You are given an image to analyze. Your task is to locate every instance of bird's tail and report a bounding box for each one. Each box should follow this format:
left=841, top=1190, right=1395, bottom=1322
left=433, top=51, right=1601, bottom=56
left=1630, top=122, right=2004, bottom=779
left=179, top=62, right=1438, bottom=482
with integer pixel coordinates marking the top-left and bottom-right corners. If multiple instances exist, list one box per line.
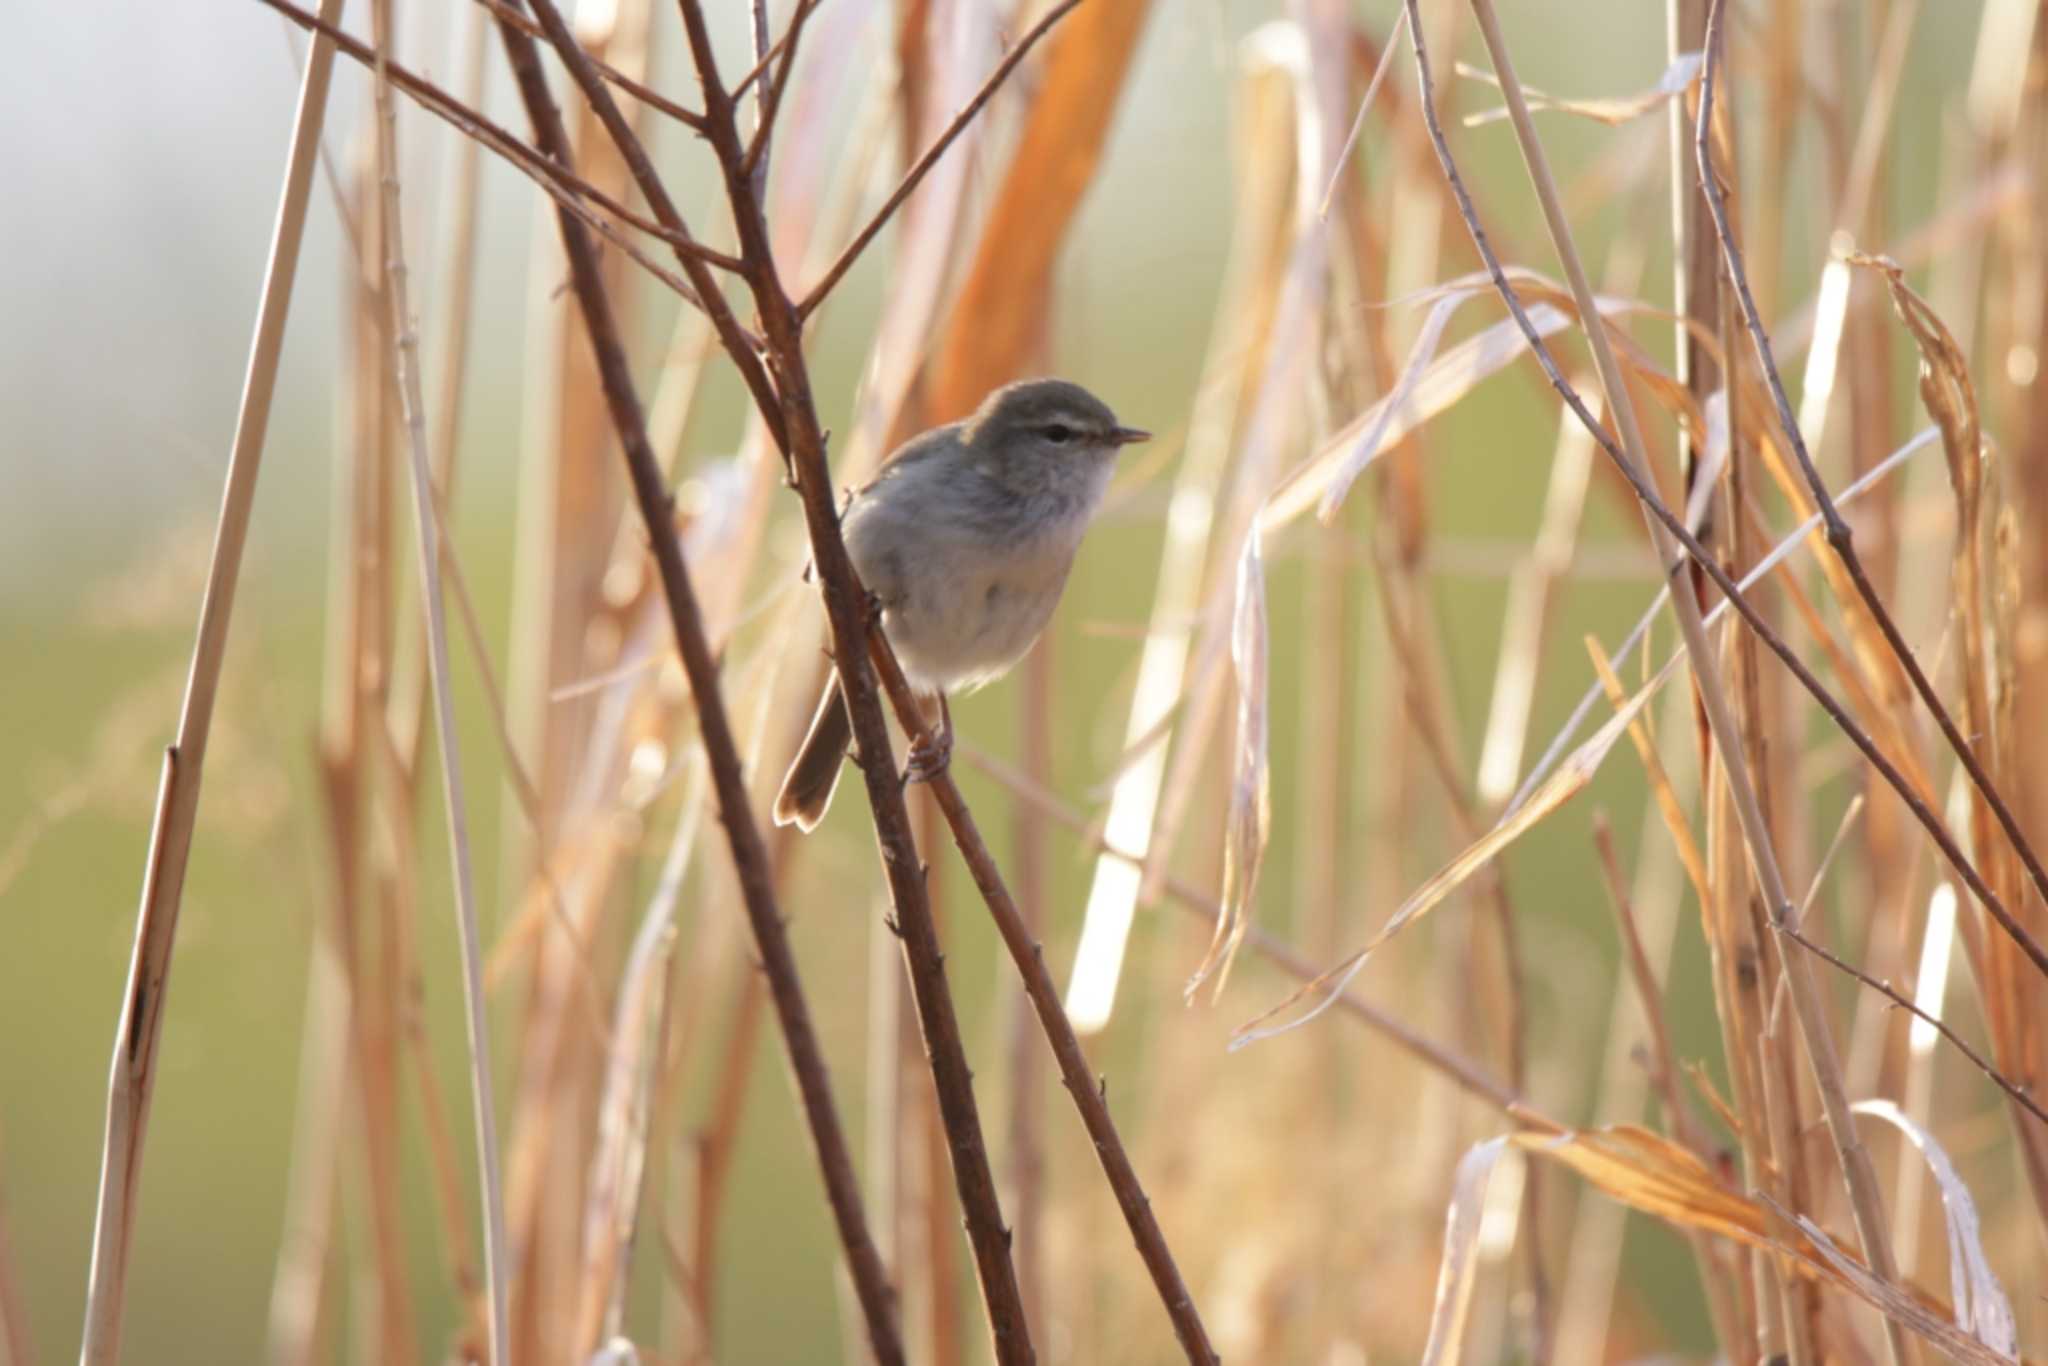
left=773, top=670, right=851, bottom=831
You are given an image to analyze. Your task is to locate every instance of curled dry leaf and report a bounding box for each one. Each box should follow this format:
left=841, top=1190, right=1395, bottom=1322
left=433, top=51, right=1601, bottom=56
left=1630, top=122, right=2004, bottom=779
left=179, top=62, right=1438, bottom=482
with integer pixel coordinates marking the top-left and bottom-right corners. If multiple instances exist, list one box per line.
left=1230, top=677, right=1653, bottom=1048
left=1852, top=1100, right=2017, bottom=1357
left=1457, top=50, right=1702, bottom=128
left=1187, top=530, right=1269, bottom=1003
left=1313, top=283, right=1488, bottom=520
left=1472, top=1124, right=2021, bottom=1365
left=1417, top=1137, right=1511, bottom=1366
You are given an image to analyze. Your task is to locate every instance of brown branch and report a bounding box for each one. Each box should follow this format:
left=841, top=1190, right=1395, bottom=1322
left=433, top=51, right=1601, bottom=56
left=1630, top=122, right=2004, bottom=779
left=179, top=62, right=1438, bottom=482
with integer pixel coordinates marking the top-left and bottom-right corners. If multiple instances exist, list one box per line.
left=730, top=0, right=808, bottom=101
left=666, top=3, right=1037, bottom=1358
left=470, top=0, right=707, bottom=131
left=866, top=631, right=1220, bottom=1364
left=517, top=0, right=791, bottom=454
left=491, top=14, right=906, bottom=1366
left=740, top=0, right=821, bottom=185
left=1695, top=0, right=2048, bottom=965
left=797, top=0, right=1083, bottom=321
left=255, top=0, right=744, bottom=293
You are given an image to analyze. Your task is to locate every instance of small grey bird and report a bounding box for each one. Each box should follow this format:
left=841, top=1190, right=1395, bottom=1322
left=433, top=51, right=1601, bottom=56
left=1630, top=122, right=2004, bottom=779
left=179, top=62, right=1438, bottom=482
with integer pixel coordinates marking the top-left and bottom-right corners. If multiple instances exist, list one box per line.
left=773, top=378, right=1150, bottom=831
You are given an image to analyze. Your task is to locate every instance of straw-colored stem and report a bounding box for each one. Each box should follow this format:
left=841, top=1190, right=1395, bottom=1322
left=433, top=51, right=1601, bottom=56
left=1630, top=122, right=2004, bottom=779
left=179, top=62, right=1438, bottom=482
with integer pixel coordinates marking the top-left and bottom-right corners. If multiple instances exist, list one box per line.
left=78, top=2, right=344, bottom=1356
left=370, top=1, right=510, bottom=1355
left=1698, top=0, right=2048, bottom=982
left=1455, top=2, right=1909, bottom=1359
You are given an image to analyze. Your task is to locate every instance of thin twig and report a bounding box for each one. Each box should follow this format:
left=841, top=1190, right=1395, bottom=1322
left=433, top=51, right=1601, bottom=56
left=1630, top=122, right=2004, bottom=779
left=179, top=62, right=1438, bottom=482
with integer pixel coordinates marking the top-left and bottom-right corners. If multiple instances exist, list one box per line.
left=961, top=742, right=1549, bottom=1128
left=797, top=0, right=1083, bottom=320
left=369, top=3, right=511, bottom=1354
left=1590, top=814, right=1710, bottom=1159
left=741, top=0, right=821, bottom=186
left=1696, top=0, right=2048, bottom=968
left=471, top=0, right=707, bottom=130
left=493, top=13, right=907, bottom=1364
left=256, top=0, right=743, bottom=301
left=519, top=0, right=791, bottom=454
left=79, top=3, right=345, bottom=1357
left=1448, top=4, right=1910, bottom=1360
left=1781, top=926, right=2048, bottom=1132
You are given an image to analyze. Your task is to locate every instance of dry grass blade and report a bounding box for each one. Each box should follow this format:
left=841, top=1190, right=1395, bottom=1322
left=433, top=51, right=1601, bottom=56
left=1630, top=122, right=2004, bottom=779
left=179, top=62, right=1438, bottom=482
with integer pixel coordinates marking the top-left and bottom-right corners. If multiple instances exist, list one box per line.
left=1851, top=1101, right=2018, bottom=1357
left=1457, top=50, right=1701, bottom=128
left=1068, top=35, right=1301, bottom=1032
left=1186, top=531, right=1268, bottom=1001
left=1312, top=284, right=1483, bottom=520
left=79, top=4, right=344, bottom=1358
left=1231, top=676, right=1652, bottom=1048
left=1520, top=1121, right=2012, bottom=1366
left=1769, top=1201, right=2021, bottom=1366
left=1418, top=1137, right=1513, bottom=1366
left=1698, top=0, right=2048, bottom=983
left=1260, top=292, right=1624, bottom=532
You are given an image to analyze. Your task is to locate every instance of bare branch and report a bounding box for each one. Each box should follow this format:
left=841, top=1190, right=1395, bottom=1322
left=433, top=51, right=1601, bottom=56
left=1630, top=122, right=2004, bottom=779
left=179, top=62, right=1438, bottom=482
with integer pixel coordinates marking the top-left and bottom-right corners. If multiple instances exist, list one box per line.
left=798, top=0, right=1084, bottom=320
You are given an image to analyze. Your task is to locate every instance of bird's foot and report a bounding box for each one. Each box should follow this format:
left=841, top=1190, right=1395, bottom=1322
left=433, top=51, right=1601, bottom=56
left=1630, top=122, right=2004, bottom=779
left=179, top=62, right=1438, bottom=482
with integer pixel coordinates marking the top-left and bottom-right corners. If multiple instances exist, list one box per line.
left=900, top=696, right=953, bottom=788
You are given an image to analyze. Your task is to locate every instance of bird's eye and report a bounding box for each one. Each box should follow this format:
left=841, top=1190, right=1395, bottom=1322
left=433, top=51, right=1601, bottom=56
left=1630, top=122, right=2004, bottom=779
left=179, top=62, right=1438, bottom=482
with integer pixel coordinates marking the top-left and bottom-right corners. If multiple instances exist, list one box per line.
left=1043, top=423, right=1075, bottom=444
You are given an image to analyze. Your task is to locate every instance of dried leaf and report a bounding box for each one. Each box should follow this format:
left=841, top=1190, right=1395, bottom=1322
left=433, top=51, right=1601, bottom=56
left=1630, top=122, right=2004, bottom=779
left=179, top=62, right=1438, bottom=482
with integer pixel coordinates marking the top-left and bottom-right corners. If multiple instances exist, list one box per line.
left=1418, top=1138, right=1512, bottom=1366
left=1314, top=284, right=1488, bottom=521
left=1779, top=1206, right=2020, bottom=1366
left=1497, top=1123, right=2019, bottom=1365
left=1260, top=302, right=1579, bottom=530
left=1188, top=529, right=1270, bottom=1002
left=1231, top=676, right=1653, bottom=1047
left=1852, top=1100, right=2017, bottom=1357
left=1458, top=51, right=1701, bottom=127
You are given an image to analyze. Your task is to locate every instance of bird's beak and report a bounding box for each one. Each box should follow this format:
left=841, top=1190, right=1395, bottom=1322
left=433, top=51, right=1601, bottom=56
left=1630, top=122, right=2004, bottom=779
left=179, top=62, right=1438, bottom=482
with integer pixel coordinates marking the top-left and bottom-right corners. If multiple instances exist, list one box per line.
left=1111, top=426, right=1152, bottom=448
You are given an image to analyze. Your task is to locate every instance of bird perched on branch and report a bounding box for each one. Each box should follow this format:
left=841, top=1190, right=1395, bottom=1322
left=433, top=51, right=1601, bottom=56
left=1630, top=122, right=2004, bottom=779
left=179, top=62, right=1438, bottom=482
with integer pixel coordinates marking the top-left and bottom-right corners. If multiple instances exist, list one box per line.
left=773, top=377, right=1149, bottom=831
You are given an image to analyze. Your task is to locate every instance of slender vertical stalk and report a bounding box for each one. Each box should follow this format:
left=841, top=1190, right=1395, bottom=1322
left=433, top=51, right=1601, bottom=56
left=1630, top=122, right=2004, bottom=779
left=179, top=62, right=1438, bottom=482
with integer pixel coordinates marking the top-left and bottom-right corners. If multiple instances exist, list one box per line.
left=370, top=0, right=509, bottom=1355
left=79, top=2, right=346, bottom=1357
left=1451, top=3, right=1912, bottom=1360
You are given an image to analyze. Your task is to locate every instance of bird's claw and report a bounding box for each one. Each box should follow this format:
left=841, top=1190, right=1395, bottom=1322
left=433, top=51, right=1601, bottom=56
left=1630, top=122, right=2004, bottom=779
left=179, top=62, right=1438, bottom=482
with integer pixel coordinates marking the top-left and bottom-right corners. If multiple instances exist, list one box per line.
left=900, top=723, right=953, bottom=789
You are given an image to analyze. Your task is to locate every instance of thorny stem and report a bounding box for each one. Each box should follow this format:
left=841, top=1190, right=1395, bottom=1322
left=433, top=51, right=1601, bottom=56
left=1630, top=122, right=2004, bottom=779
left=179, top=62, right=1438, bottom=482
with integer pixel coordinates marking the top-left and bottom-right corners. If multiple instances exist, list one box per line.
left=1452, top=3, right=1909, bottom=1362
left=667, top=2, right=1037, bottom=1358
left=1696, top=0, right=2048, bottom=964
left=492, top=13, right=908, bottom=1366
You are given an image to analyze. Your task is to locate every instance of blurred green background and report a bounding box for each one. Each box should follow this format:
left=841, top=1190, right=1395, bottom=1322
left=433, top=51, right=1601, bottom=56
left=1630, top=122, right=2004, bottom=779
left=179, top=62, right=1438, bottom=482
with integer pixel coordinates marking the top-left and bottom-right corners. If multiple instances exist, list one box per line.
left=0, top=2, right=1987, bottom=1362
